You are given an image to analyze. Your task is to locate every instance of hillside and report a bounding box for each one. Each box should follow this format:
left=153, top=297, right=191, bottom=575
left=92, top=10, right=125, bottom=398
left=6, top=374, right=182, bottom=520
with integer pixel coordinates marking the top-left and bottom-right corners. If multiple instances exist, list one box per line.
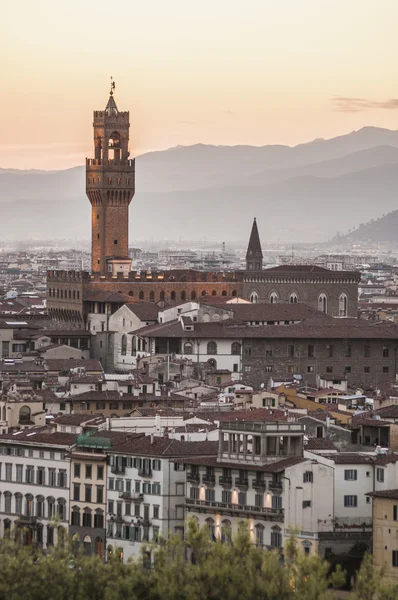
left=2, top=126, right=398, bottom=242
left=335, top=210, right=398, bottom=243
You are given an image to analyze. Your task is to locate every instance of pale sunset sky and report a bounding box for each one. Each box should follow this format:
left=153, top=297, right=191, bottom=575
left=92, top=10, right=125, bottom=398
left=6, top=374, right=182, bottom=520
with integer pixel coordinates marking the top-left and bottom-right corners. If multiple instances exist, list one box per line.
left=2, top=0, right=398, bottom=169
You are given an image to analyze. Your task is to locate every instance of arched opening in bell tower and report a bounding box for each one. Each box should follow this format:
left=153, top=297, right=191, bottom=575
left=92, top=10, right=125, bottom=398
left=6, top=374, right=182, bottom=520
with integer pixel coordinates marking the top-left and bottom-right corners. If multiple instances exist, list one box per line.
left=108, top=131, right=121, bottom=161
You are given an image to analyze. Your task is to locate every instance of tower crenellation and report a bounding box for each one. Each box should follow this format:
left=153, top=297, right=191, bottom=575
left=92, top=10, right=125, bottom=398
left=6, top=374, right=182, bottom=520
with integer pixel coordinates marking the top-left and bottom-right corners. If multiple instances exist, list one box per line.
left=86, top=84, right=135, bottom=274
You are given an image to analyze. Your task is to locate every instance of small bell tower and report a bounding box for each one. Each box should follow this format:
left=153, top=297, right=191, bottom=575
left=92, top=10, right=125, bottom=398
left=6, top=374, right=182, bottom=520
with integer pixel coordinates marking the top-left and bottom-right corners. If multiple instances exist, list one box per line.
left=86, top=79, right=135, bottom=274
left=245, top=218, right=263, bottom=271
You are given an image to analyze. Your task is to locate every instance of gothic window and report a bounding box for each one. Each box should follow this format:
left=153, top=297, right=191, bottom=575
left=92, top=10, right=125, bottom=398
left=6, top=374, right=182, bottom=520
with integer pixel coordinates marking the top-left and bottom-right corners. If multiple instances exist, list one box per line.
left=231, top=290, right=237, bottom=297
left=339, top=293, right=348, bottom=317
left=159, top=291, right=165, bottom=301
left=139, top=291, right=144, bottom=300
left=212, top=290, right=217, bottom=296
left=250, top=291, right=259, bottom=304
left=318, top=293, right=327, bottom=314
left=170, top=291, right=176, bottom=301
left=149, top=291, right=155, bottom=302
left=221, top=291, right=227, bottom=296
left=269, top=292, right=278, bottom=304
left=207, top=341, right=218, bottom=355
left=191, top=290, right=197, bottom=300
left=201, top=290, right=207, bottom=297
left=289, top=292, right=298, bottom=304
left=181, top=291, right=186, bottom=301
left=121, top=335, right=127, bottom=356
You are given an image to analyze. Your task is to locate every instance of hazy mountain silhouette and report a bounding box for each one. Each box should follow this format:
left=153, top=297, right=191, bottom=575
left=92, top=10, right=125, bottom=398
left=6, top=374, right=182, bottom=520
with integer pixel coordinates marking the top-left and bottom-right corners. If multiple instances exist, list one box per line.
left=335, top=210, right=398, bottom=243
left=2, top=127, right=398, bottom=242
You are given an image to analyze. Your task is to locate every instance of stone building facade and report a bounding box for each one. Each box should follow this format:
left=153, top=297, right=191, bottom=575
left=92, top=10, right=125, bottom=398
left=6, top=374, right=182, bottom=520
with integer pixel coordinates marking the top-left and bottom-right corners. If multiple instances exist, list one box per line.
left=46, top=94, right=360, bottom=328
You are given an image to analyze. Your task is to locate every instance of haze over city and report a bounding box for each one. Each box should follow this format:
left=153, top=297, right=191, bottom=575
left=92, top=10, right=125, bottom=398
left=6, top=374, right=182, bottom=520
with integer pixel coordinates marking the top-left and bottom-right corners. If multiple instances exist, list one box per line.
left=3, top=0, right=398, bottom=169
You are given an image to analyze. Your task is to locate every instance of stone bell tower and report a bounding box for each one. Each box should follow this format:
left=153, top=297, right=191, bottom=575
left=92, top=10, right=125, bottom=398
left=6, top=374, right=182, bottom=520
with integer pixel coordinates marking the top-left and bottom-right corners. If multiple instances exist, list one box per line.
left=86, top=81, right=135, bottom=274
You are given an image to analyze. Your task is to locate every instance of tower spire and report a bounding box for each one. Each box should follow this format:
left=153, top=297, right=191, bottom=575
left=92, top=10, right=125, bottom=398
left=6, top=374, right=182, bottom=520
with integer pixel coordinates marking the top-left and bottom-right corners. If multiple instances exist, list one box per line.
left=245, top=217, right=263, bottom=271
left=105, top=77, right=118, bottom=116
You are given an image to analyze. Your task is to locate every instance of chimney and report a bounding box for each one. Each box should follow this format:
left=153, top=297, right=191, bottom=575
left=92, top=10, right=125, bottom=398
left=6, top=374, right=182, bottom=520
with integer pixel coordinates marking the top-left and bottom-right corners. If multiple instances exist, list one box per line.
left=150, top=433, right=154, bottom=444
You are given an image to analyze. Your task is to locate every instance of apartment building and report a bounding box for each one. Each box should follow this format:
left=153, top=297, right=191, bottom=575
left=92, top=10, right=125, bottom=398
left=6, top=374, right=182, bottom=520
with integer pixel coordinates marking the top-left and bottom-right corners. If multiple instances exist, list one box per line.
left=106, top=436, right=218, bottom=561
left=368, top=490, right=398, bottom=583
left=68, top=430, right=133, bottom=558
left=0, top=428, right=76, bottom=548
left=182, top=420, right=334, bottom=555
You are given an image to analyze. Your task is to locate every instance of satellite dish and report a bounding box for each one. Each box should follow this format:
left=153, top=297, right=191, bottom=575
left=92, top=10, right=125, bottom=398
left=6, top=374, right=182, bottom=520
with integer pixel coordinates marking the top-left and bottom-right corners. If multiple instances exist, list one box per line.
left=260, top=383, right=265, bottom=389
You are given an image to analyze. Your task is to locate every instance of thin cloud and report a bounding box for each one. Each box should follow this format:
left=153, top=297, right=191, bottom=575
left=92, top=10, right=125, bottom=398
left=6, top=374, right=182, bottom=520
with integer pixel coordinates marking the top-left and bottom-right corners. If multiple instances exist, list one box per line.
left=331, top=96, right=398, bottom=112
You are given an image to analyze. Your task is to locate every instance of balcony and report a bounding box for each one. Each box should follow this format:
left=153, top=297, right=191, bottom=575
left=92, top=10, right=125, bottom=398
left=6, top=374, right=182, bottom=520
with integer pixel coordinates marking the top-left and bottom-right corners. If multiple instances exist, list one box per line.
left=138, top=468, right=152, bottom=478
left=269, top=481, right=282, bottom=491
left=252, top=479, right=266, bottom=491
left=185, top=498, right=284, bottom=521
left=187, top=472, right=200, bottom=483
left=111, top=465, right=125, bottom=475
left=119, top=491, right=143, bottom=502
left=202, top=473, right=216, bottom=484
left=17, top=515, right=37, bottom=526
left=235, top=477, right=249, bottom=488
left=219, top=476, right=233, bottom=486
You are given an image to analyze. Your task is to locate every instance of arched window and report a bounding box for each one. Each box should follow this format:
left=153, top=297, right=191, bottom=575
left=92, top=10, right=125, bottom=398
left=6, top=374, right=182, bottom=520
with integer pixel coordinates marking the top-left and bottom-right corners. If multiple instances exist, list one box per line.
left=232, top=290, right=237, bottom=297
left=4, top=491, right=12, bottom=514
left=36, top=495, right=44, bottom=518
left=121, top=335, right=127, bottom=356
left=15, top=493, right=22, bottom=515
left=201, top=290, right=207, bottom=297
left=269, top=292, right=278, bottom=304
left=139, top=291, right=144, bottom=300
left=221, top=520, right=232, bottom=543
left=231, top=342, right=241, bottom=355
left=221, top=291, right=227, bottom=297
left=203, top=313, right=210, bottom=323
left=181, top=291, right=186, bottom=301
left=183, top=342, right=193, bottom=355
left=318, top=293, right=328, bottom=314
left=131, top=336, right=136, bottom=356
left=339, top=293, right=348, bottom=317
left=19, top=405, right=31, bottom=424
left=83, top=508, right=92, bottom=528
left=170, top=291, right=176, bottom=301
left=128, top=290, right=134, bottom=297
left=149, top=291, right=155, bottom=302
left=207, top=341, right=217, bottom=355
left=159, top=291, right=165, bottom=301
left=250, top=291, right=259, bottom=304
left=25, top=493, right=34, bottom=516
left=255, top=523, right=264, bottom=547
left=205, top=518, right=216, bottom=541
left=191, top=290, right=197, bottom=300
left=211, top=290, right=217, bottom=296
left=57, top=498, right=66, bottom=521
left=289, top=292, right=298, bottom=304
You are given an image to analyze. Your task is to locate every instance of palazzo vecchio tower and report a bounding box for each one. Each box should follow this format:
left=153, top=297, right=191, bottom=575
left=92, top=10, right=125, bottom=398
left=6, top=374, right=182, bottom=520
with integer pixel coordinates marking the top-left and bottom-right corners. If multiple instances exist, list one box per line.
left=86, top=81, right=135, bottom=274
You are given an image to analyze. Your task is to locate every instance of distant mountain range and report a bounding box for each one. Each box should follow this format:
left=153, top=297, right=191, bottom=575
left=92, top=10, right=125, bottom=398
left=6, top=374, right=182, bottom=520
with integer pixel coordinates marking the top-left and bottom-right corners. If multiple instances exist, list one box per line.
left=2, top=126, right=398, bottom=243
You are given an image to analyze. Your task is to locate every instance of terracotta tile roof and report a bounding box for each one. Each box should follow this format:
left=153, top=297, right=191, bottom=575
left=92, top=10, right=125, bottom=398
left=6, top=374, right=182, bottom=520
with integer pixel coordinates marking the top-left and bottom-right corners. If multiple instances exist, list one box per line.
left=374, top=453, right=398, bottom=466
left=125, top=302, right=159, bottom=321
left=367, top=489, right=398, bottom=500
left=375, top=405, right=398, bottom=419
left=321, top=453, right=374, bottom=464
left=45, top=359, right=103, bottom=373
left=0, top=429, right=77, bottom=446
left=135, top=318, right=398, bottom=341
left=111, top=436, right=219, bottom=457
left=191, top=408, right=288, bottom=424
left=39, top=329, right=91, bottom=338
left=305, top=438, right=337, bottom=450
left=178, top=455, right=307, bottom=472
left=51, top=414, right=105, bottom=426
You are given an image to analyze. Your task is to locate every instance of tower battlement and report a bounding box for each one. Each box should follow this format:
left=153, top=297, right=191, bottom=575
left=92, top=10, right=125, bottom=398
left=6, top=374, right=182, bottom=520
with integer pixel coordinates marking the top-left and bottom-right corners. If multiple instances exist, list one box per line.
left=93, top=110, right=129, bottom=121
left=87, top=89, right=135, bottom=274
